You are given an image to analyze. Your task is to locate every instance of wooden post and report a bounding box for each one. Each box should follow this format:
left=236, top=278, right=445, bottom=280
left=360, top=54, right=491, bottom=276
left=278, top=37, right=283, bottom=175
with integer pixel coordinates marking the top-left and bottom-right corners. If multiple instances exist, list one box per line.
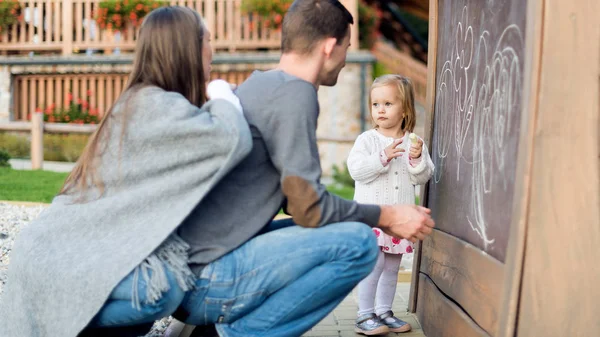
left=340, top=0, right=359, bottom=50
left=62, top=0, right=73, bottom=55
left=205, top=0, right=216, bottom=53
left=31, top=111, right=44, bottom=170
left=408, top=0, right=438, bottom=314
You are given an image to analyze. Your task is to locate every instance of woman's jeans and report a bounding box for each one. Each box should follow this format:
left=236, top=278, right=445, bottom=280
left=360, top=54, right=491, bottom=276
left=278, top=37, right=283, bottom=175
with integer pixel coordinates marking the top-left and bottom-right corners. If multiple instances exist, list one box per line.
left=89, top=220, right=379, bottom=337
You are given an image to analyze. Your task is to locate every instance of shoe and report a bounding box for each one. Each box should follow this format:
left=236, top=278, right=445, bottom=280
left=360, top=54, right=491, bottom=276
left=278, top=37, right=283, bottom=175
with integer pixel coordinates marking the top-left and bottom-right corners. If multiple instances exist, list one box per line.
left=355, top=313, right=390, bottom=335
left=378, top=310, right=412, bottom=333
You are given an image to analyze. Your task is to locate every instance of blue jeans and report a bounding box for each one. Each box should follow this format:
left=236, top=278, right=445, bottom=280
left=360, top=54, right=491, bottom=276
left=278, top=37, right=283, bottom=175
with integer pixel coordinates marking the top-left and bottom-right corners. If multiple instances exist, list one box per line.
left=88, top=263, right=186, bottom=327
left=89, top=220, right=379, bottom=337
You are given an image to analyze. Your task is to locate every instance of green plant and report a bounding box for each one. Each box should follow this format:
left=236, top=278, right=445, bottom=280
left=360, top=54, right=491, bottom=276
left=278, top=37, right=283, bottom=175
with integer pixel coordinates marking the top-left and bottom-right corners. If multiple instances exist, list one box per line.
left=38, top=91, right=100, bottom=125
left=43, top=134, right=89, bottom=162
left=96, top=0, right=163, bottom=30
left=358, top=0, right=381, bottom=49
left=0, top=132, right=29, bottom=158
left=0, top=149, right=10, bottom=168
left=0, top=0, right=22, bottom=32
left=373, top=61, right=392, bottom=80
left=332, top=163, right=355, bottom=189
left=0, top=132, right=89, bottom=162
left=326, top=184, right=355, bottom=200
left=241, top=0, right=292, bottom=30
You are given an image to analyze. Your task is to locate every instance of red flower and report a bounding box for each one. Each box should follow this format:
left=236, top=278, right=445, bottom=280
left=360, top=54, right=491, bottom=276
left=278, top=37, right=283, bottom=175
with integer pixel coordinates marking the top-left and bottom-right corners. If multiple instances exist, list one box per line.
left=384, top=246, right=390, bottom=251
left=274, top=14, right=282, bottom=24
left=373, top=229, right=380, bottom=237
left=406, top=246, right=413, bottom=253
left=392, top=237, right=400, bottom=245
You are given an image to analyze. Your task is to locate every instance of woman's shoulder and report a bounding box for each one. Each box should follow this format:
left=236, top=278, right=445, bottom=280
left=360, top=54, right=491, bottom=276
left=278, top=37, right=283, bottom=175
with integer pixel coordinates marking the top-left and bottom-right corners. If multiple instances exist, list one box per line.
left=114, top=85, right=198, bottom=120
left=126, top=86, right=189, bottom=106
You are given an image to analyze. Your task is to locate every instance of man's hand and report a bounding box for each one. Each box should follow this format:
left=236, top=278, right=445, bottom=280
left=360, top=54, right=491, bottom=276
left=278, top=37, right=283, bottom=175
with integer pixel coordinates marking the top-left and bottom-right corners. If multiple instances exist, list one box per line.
left=378, top=204, right=435, bottom=242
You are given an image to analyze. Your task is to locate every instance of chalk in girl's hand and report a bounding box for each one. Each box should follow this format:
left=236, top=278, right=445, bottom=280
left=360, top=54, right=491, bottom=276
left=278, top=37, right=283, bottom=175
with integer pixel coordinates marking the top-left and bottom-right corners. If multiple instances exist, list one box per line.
left=409, top=133, right=418, bottom=144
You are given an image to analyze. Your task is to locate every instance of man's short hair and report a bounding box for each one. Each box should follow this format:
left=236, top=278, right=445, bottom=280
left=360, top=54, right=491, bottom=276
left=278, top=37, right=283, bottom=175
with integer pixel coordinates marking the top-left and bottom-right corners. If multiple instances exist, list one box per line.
left=281, top=0, right=354, bottom=54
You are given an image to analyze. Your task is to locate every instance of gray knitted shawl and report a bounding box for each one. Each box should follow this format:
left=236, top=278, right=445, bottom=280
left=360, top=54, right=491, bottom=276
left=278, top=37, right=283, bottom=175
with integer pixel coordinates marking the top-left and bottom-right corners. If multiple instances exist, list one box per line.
left=0, top=86, right=252, bottom=337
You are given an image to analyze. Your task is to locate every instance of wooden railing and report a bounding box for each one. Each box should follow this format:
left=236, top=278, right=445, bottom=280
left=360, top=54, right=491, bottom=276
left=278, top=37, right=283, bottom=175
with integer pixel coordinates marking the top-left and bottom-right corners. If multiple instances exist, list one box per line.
left=371, top=41, right=428, bottom=106
left=0, top=0, right=358, bottom=54
left=12, top=69, right=255, bottom=121
left=0, top=115, right=96, bottom=169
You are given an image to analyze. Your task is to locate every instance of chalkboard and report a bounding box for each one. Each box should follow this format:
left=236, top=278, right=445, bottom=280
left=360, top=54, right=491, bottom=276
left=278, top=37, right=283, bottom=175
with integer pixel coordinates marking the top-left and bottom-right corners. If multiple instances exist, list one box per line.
left=427, top=0, right=526, bottom=262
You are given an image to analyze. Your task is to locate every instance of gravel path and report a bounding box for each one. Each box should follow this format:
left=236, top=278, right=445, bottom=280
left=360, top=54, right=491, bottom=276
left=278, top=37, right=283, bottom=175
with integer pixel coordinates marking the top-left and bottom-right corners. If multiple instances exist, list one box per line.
left=0, top=202, right=172, bottom=337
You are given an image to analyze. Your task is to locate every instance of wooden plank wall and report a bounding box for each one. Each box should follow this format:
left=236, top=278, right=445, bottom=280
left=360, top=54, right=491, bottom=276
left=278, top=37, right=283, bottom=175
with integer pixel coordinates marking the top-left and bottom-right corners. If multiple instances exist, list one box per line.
left=420, top=230, right=503, bottom=335
left=418, top=1, right=600, bottom=337
left=510, top=0, right=600, bottom=336
left=417, top=274, right=490, bottom=337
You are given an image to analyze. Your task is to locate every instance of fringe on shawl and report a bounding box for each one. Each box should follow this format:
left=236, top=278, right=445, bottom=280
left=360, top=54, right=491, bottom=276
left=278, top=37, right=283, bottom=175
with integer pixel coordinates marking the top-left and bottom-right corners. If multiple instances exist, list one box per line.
left=131, top=233, right=196, bottom=310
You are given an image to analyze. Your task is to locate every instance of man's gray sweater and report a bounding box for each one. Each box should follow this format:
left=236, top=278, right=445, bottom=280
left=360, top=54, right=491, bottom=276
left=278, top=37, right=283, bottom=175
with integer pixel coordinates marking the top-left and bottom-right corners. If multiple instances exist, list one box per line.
left=178, top=70, right=381, bottom=272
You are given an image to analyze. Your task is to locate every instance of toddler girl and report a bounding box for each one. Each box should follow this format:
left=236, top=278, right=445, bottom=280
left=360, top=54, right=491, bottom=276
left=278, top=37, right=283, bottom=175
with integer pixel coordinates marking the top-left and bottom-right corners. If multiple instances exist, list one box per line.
left=347, top=74, right=434, bottom=335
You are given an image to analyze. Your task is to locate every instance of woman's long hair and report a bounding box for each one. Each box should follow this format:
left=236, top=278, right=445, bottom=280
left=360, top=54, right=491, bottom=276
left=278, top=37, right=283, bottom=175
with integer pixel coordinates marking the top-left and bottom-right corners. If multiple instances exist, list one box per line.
left=60, top=6, right=208, bottom=196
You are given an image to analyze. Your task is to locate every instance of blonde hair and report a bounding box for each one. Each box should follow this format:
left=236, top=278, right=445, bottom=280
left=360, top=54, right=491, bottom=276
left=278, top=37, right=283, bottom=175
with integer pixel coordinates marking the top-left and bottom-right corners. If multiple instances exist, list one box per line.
left=370, top=74, right=416, bottom=132
left=60, top=6, right=209, bottom=197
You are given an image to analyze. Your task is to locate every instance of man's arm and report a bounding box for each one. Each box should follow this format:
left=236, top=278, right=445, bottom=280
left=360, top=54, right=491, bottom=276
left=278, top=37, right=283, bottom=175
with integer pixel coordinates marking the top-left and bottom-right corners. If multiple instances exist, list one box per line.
left=261, top=80, right=381, bottom=228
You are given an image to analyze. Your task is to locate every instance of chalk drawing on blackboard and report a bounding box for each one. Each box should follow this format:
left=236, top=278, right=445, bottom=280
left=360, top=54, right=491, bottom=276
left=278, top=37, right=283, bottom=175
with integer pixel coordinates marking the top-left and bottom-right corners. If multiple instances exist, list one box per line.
left=433, top=6, right=523, bottom=249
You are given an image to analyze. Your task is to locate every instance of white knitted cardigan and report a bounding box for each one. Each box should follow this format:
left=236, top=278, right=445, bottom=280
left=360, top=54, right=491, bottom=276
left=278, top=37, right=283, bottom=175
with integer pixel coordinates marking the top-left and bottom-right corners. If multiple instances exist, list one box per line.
left=347, top=129, right=434, bottom=207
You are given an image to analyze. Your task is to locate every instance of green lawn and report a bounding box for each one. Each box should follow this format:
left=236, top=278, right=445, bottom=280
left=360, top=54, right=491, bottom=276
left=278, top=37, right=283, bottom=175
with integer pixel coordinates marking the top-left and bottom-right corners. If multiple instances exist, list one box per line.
left=0, top=168, right=68, bottom=203
left=0, top=168, right=357, bottom=204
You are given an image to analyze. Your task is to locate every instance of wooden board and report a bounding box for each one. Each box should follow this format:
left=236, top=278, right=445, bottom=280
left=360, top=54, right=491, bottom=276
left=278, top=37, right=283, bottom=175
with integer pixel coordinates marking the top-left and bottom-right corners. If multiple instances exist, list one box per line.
left=427, top=0, right=528, bottom=262
left=514, top=0, right=600, bottom=336
left=495, top=0, right=544, bottom=335
left=409, top=0, right=440, bottom=313
left=416, top=273, right=490, bottom=337
left=420, top=230, right=503, bottom=336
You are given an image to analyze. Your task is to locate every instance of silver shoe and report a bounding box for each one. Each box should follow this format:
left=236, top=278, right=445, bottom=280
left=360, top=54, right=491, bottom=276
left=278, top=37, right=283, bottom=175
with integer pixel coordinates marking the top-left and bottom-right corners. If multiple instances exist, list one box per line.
left=355, top=313, right=390, bottom=336
left=378, top=310, right=412, bottom=333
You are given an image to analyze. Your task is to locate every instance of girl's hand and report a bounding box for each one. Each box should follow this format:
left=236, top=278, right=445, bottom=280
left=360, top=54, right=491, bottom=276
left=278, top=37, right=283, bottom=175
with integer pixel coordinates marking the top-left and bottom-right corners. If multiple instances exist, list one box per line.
left=409, top=138, right=423, bottom=159
left=384, top=138, right=405, bottom=162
